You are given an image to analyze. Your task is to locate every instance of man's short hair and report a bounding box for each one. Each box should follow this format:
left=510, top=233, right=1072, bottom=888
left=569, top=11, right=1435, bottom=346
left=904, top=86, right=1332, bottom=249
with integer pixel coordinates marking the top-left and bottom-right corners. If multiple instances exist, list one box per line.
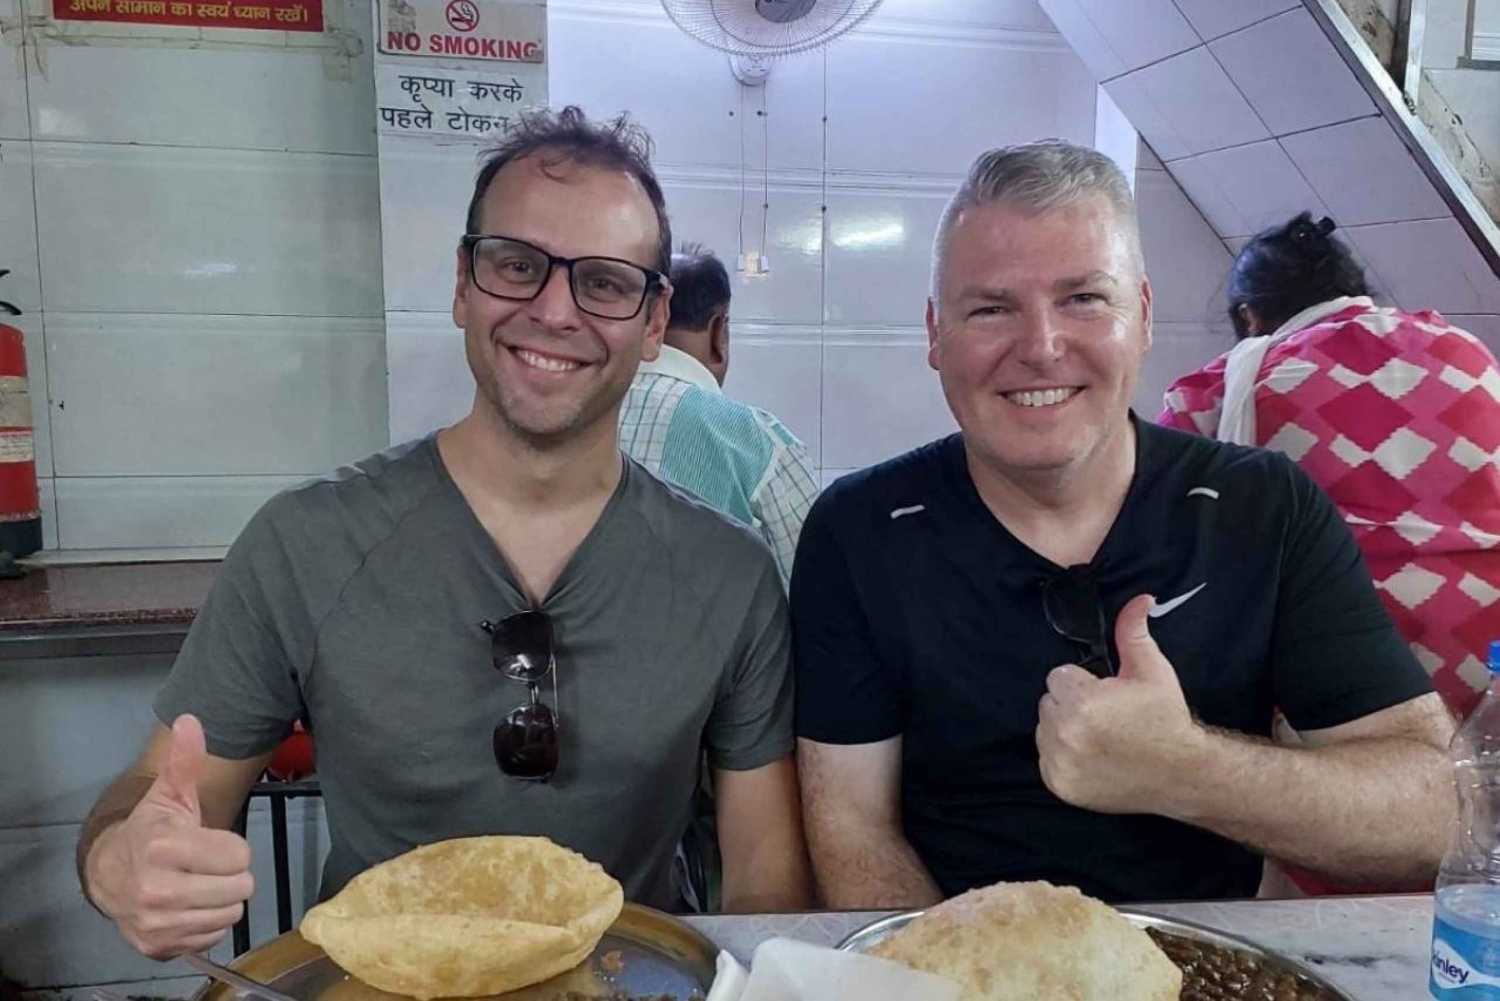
left=666, top=244, right=731, bottom=331
left=464, top=105, right=672, bottom=274
left=930, top=139, right=1142, bottom=298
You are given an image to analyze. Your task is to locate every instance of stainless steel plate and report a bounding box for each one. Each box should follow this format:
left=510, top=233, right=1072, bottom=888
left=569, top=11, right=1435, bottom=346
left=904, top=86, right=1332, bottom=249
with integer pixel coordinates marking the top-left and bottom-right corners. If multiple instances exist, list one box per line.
left=838, top=906, right=1357, bottom=1000
left=195, top=904, right=716, bottom=1001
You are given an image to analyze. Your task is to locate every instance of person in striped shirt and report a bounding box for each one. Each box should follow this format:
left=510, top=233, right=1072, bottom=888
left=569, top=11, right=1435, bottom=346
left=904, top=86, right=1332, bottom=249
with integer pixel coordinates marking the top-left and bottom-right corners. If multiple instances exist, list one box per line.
left=619, top=245, right=817, bottom=588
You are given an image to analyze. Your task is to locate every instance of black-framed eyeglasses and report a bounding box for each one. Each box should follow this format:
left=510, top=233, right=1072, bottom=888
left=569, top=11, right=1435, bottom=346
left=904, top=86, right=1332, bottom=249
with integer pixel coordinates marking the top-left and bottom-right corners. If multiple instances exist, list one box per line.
left=461, top=234, right=670, bottom=321
left=480, top=609, right=559, bottom=781
left=1042, top=565, right=1115, bottom=678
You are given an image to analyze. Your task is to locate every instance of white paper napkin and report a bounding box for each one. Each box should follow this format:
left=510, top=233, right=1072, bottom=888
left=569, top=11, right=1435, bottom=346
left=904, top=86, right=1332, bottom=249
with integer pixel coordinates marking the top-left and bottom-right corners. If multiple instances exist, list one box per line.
left=704, top=938, right=961, bottom=1001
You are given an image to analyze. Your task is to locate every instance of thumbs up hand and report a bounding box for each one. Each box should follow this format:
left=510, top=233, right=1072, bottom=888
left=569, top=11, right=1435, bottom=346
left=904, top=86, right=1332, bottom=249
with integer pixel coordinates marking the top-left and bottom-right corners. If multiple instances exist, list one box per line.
left=1035, top=595, right=1205, bottom=815
left=86, top=715, right=256, bottom=959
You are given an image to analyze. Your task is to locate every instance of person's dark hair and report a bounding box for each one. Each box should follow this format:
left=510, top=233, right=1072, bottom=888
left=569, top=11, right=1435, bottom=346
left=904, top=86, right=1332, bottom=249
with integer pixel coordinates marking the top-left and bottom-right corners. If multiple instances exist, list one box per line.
left=463, top=105, right=672, bottom=274
left=1228, top=212, right=1369, bottom=338
left=666, top=243, right=731, bottom=330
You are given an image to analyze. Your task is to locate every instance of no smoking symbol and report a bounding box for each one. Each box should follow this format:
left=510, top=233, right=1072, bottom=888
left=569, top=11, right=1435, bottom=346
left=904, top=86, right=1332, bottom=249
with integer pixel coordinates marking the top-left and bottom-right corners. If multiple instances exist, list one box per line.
left=445, top=0, right=478, bottom=32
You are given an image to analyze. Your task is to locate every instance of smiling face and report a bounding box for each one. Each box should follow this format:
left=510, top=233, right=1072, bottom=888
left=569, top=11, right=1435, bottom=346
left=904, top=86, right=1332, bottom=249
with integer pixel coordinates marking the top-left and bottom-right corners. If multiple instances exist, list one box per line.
left=927, top=192, right=1152, bottom=482
left=452, top=151, right=669, bottom=447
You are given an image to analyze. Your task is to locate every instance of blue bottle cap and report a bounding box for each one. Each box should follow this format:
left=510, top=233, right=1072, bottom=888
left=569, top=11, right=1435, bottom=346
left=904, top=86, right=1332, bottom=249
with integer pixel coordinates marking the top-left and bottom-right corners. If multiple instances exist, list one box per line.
left=1491, top=640, right=1500, bottom=673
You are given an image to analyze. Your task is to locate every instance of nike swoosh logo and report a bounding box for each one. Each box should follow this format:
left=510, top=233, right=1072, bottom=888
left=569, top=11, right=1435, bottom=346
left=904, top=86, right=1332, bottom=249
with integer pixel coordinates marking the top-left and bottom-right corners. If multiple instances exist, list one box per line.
left=1149, top=583, right=1207, bottom=618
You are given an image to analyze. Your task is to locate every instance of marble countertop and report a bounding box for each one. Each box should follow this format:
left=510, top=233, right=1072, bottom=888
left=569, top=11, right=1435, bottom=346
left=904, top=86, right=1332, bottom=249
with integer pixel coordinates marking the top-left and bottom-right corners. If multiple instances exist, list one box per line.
left=685, top=894, right=1434, bottom=1001
left=0, top=560, right=216, bottom=632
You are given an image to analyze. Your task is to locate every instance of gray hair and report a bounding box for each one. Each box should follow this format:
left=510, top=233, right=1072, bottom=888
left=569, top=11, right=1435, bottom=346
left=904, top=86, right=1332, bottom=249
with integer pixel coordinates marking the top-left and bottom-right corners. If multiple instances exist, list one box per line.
left=930, top=139, right=1142, bottom=299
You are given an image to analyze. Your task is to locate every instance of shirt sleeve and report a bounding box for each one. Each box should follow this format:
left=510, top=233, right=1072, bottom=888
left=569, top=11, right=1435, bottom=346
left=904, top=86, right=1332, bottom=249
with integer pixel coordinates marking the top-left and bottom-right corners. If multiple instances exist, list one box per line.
left=791, top=487, right=904, bottom=745
left=705, top=555, right=796, bottom=771
left=1159, top=356, right=1229, bottom=437
left=1269, top=459, right=1435, bottom=731
left=153, top=497, right=315, bottom=760
left=750, top=413, right=819, bottom=591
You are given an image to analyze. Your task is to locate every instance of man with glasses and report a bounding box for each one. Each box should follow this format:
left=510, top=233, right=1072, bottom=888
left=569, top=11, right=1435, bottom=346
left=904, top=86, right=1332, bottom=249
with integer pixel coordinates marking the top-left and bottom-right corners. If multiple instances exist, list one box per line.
left=76, top=106, right=812, bottom=962
left=792, top=139, right=1456, bottom=909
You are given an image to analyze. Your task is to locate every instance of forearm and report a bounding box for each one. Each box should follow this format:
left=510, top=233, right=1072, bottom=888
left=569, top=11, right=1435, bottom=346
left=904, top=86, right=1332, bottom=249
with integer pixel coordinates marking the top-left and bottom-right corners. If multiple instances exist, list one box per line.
left=1160, top=728, right=1453, bottom=884
left=721, top=833, right=814, bottom=913
left=807, top=822, right=943, bottom=910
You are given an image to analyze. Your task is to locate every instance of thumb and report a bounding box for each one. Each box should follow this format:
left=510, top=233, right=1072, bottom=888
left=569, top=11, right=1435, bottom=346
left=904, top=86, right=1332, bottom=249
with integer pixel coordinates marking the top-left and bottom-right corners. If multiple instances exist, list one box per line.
left=1114, top=595, right=1177, bottom=684
left=146, top=714, right=207, bottom=823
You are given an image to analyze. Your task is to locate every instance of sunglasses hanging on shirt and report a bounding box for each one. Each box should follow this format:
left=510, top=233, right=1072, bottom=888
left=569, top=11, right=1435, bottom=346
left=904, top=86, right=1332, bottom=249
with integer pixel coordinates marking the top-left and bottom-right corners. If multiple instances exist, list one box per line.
left=481, top=609, right=560, bottom=781
left=1041, top=565, right=1115, bottom=678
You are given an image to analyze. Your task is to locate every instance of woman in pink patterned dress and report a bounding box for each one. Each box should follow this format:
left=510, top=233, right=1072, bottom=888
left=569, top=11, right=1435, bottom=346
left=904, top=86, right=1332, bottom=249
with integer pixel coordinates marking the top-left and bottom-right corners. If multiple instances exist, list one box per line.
left=1160, top=212, right=1500, bottom=720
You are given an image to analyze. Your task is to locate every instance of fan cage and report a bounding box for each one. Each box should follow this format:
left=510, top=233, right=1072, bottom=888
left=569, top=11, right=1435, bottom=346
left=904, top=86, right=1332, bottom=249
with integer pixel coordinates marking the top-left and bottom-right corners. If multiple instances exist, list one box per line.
left=660, top=0, right=885, bottom=57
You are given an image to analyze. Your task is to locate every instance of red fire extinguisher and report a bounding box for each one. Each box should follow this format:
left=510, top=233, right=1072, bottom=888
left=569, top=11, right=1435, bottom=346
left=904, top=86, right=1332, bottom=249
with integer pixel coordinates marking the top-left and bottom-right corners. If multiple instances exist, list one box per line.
left=0, top=270, right=41, bottom=558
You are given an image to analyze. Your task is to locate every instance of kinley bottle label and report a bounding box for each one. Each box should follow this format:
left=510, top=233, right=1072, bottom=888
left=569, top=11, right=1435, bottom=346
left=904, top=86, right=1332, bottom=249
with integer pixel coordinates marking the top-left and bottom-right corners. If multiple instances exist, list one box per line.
left=1433, top=918, right=1500, bottom=998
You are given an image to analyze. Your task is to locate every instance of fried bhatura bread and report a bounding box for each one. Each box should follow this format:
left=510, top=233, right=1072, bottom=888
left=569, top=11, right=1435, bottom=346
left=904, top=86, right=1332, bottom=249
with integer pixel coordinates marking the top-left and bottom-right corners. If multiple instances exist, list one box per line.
left=870, top=881, right=1182, bottom=1001
left=301, top=836, right=624, bottom=999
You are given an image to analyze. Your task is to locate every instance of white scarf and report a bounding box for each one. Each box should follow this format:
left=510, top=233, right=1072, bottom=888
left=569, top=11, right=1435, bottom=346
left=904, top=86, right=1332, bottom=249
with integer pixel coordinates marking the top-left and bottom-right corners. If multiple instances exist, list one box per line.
left=1216, top=296, right=1375, bottom=445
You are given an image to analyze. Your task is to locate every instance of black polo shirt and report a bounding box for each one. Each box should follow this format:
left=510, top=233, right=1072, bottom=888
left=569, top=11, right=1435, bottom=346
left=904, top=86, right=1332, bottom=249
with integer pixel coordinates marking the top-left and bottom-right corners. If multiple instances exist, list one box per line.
left=791, top=418, right=1432, bottom=903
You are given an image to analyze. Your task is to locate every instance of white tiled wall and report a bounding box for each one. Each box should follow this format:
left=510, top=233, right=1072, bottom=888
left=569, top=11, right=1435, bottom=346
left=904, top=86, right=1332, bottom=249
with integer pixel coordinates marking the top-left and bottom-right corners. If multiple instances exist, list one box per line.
left=657, top=170, right=826, bottom=326
left=822, top=183, right=954, bottom=328
left=385, top=309, right=474, bottom=445
left=1133, top=141, right=1237, bottom=414
left=1170, top=0, right=1298, bottom=43
left=1104, top=46, right=1270, bottom=161
left=1168, top=139, right=1333, bottom=239
left=1134, top=165, right=1233, bottom=325
left=1343, top=217, right=1500, bottom=314
left=35, top=144, right=384, bottom=315
left=1, top=0, right=386, bottom=555
left=1206, top=9, right=1375, bottom=136
left=821, top=334, right=954, bottom=470
left=824, top=34, right=1095, bottom=175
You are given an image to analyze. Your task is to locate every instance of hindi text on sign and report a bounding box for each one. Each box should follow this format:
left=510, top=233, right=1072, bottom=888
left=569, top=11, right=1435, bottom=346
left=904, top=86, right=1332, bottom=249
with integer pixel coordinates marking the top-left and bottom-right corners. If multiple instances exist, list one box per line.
left=55, top=0, right=323, bottom=29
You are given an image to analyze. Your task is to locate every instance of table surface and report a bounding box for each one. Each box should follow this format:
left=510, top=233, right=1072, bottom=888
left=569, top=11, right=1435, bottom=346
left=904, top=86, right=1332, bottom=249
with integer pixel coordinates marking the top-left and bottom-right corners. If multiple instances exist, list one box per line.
left=684, top=894, right=1435, bottom=1001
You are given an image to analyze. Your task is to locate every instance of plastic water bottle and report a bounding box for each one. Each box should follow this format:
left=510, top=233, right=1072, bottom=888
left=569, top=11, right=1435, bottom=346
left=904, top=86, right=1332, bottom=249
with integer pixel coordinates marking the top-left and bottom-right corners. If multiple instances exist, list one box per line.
left=1432, top=641, right=1500, bottom=998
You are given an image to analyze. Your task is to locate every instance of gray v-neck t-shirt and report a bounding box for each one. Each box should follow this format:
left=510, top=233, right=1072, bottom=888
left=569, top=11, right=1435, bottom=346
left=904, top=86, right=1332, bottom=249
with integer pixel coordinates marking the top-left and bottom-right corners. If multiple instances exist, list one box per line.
left=153, top=437, right=793, bottom=909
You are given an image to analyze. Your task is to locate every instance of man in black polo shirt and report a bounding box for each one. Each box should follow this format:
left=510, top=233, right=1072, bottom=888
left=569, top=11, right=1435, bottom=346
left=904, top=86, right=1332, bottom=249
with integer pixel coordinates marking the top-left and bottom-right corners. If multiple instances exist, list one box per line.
left=792, top=139, right=1457, bottom=907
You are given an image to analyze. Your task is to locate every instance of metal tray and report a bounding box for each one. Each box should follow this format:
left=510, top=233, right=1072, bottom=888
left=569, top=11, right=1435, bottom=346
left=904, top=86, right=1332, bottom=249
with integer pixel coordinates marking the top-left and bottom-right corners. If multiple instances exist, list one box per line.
left=838, top=906, right=1357, bottom=1000
left=194, top=904, right=717, bottom=1001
